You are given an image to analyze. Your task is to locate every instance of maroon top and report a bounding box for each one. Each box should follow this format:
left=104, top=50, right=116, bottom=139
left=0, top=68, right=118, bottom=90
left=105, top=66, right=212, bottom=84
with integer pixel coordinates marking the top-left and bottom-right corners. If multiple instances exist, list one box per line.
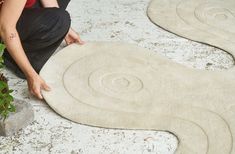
left=25, top=0, right=36, bottom=8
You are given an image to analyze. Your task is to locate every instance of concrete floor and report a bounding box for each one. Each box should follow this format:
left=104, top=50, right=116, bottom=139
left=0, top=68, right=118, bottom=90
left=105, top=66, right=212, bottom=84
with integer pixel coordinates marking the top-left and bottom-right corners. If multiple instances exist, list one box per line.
left=0, top=0, right=234, bottom=153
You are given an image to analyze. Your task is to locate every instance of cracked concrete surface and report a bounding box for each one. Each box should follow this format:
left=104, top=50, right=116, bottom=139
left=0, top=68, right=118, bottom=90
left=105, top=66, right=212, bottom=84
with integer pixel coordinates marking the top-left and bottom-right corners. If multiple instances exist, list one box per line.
left=0, top=0, right=234, bottom=153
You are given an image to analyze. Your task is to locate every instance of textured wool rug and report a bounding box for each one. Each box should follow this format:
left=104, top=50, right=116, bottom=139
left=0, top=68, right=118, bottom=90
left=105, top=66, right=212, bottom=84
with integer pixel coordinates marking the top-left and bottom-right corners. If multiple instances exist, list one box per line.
left=40, top=42, right=235, bottom=154
left=147, top=0, right=235, bottom=56
left=147, top=1, right=235, bottom=152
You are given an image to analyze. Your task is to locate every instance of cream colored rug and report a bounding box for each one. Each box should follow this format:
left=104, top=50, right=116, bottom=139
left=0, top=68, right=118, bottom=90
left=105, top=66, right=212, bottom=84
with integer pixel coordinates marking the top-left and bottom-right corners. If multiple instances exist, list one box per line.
left=147, top=0, right=235, bottom=56
left=40, top=42, right=235, bottom=154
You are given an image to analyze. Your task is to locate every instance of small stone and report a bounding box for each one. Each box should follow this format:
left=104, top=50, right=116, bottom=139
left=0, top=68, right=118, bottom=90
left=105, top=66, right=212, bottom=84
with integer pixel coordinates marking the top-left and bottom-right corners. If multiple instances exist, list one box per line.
left=206, top=63, right=213, bottom=66
left=0, top=98, right=34, bottom=136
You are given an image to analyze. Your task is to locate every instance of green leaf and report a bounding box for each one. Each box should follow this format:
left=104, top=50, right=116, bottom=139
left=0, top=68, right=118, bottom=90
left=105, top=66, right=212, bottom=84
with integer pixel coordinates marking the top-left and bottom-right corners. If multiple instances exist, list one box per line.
left=0, top=43, right=5, bottom=69
left=0, top=64, right=4, bottom=69
left=0, top=55, right=16, bottom=120
left=0, top=81, right=8, bottom=91
left=8, top=89, right=14, bottom=93
left=0, top=56, right=3, bottom=63
left=8, top=104, right=16, bottom=112
left=0, top=43, right=6, bottom=55
left=0, top=99, right=4, bottom=105
left=6, top=95, right=14, bottom=102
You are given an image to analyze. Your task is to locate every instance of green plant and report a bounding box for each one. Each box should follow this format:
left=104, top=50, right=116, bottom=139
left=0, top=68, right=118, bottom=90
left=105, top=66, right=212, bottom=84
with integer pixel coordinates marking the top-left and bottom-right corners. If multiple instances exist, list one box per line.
left=0, top=42, right=15, bottom=121
left=0, top=43, right=5, bottom=68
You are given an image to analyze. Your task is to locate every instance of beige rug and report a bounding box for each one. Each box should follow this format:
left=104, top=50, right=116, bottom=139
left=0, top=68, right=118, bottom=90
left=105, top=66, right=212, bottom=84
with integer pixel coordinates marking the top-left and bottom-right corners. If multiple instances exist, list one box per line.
left=40, top=42, right=235, bottom=154
left=147, top=0, right=235, bottom=56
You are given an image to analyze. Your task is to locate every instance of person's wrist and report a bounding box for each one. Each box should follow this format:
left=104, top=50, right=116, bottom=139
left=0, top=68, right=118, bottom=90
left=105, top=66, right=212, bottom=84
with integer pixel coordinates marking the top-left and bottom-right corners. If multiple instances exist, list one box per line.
left=24, top=69, right=38, bottom=79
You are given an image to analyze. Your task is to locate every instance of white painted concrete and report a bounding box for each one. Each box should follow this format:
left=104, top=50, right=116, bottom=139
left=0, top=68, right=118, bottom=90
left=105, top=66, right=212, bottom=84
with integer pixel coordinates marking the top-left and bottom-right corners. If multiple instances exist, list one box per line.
left=0, top=0, right=233, bottom=153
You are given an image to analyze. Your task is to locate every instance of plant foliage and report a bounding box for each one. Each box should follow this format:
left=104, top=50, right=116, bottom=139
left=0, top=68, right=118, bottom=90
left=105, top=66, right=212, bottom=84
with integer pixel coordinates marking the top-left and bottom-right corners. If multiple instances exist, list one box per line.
left=0, top=42, right=15, bottom=121
left=0, top=43, right=5, bottom=69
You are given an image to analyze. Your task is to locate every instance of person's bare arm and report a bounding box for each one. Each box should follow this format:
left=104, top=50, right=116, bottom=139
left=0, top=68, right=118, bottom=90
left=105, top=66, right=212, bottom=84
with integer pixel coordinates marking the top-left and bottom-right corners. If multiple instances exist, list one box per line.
left=0, top=0, right=35, bottom=77
left=0, top=0, right=50, bottom=99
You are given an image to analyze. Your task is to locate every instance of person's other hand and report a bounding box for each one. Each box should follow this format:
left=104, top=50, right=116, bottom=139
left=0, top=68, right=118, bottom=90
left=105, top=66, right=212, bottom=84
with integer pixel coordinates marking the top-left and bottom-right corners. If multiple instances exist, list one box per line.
left=65, top=28, right=85, bottom=45
left=26, top=73, right=51, bottom=99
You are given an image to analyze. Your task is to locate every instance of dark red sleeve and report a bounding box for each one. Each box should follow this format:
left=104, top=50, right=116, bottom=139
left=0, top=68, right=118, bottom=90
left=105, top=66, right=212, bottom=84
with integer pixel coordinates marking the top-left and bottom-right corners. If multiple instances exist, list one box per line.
left=25, top=0, right=36, bottom=8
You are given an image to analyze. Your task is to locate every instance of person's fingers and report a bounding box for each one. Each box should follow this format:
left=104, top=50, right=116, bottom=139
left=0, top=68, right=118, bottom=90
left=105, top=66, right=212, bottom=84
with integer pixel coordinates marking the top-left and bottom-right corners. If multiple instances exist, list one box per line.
left=31, top=86, right=43, bottom=99
left=69, top=30, right=83, bottom=44
left=65, top=36, right=75, bottom=45
left=65, top=36, right=71, bottom=45
left=79, top=40, right=85, bottom=45
left=77, top=38, right=85, bottom=45
left=35, top=90, right=43, bottom=99
left=42, top=82, right=51, bottom=91
left=75, top=36, right=85, bottom=45
left=67, top=30, right=85, bottom=45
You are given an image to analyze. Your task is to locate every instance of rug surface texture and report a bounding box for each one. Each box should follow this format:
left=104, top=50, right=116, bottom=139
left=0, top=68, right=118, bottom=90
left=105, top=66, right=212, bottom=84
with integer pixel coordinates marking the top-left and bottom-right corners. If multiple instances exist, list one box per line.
left=147, top=0, right=235, bottom=56
left=40, top=42, right=235, bottom=154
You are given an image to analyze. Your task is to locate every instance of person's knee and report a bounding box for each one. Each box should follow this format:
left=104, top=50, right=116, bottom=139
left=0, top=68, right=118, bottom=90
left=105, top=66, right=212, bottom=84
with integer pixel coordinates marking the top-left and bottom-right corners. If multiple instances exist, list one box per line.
left=53, top=8, right=71, bottom=34
left=39, top=8, right=71, bottom=42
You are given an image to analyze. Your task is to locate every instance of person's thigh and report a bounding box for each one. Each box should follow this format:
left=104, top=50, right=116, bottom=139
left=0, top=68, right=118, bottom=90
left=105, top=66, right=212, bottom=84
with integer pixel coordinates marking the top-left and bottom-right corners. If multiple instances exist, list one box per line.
left=17, top=7, right=71, bottom=51
left=19, top=7, right=71, bottom=69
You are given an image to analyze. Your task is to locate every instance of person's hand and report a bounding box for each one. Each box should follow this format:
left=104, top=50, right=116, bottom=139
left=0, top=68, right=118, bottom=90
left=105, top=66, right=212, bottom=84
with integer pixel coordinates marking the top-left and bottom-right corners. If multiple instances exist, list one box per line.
left=65, top=28, right=85, bottom=45
left=26, top=72, right=51, bottom=99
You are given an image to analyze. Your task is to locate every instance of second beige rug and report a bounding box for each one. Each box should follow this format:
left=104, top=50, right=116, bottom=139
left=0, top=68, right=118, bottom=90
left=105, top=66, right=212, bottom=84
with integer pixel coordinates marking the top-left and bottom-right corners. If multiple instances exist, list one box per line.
left=147, top=0, right=235, bottom=56
left=40, top=42, right=235, bottom=154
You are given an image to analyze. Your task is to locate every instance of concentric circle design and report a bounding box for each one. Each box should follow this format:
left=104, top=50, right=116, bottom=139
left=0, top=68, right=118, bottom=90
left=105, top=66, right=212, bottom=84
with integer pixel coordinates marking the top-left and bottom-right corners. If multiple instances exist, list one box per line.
left=62, top=52, right=154, bottom=112
left=99, top=72, right=143, bottom=93
left=40, top=43, right=235, bottom=154
left=148, top=0, right=235, bottom=56
left=176, top=1, right=235, bottom=41
left=89, top=68, right=144, bottom=95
